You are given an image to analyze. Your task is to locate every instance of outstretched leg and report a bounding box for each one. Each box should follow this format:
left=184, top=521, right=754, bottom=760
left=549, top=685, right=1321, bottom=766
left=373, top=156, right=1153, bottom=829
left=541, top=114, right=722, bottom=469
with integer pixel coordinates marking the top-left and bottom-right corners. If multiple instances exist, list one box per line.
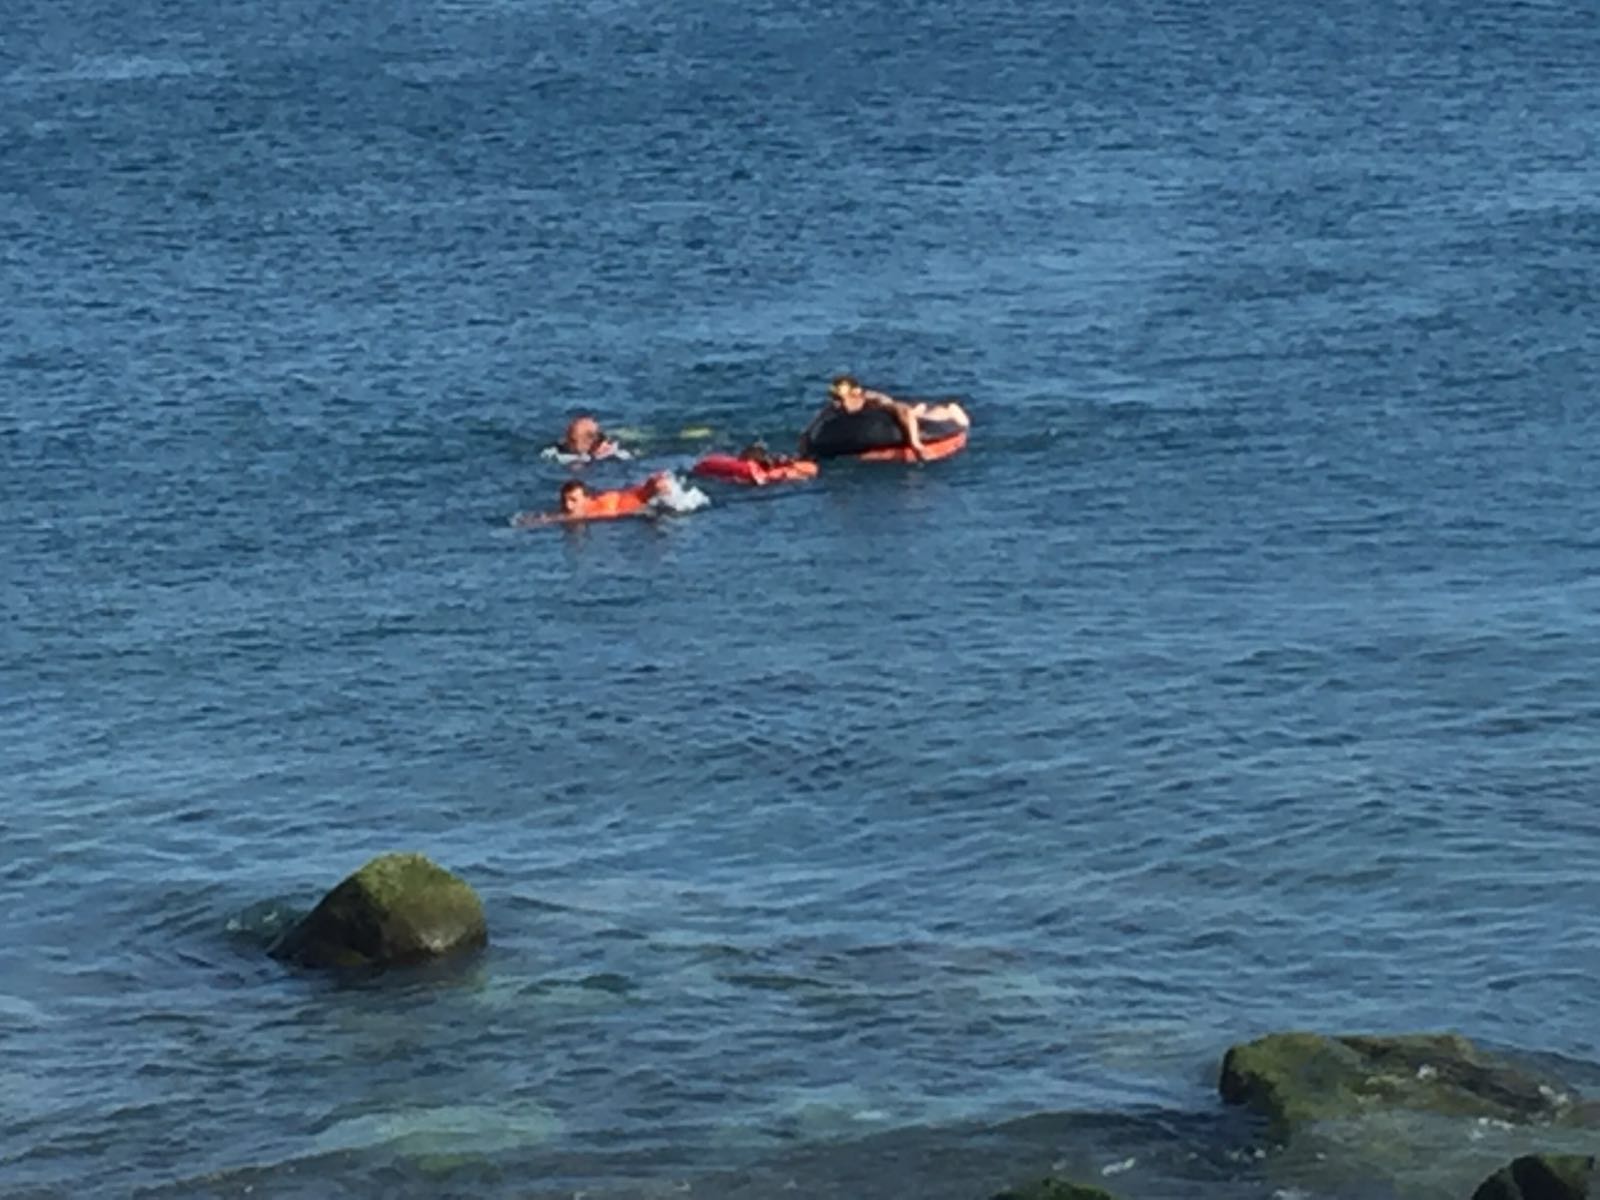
left=914, top=401, right=970, bottom=429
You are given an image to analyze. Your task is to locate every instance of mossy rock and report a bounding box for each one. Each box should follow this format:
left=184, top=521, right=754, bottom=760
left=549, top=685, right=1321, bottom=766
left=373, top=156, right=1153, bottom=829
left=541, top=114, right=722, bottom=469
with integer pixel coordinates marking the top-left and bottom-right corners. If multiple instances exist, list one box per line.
left=1219, top=1032, right=1575, bottom=1137
left=1471, top=1154, right=1595, bottom=1200
left=270, top=853, right=487, bottom=969
left=990, top=1179, right=1118, bottom=1200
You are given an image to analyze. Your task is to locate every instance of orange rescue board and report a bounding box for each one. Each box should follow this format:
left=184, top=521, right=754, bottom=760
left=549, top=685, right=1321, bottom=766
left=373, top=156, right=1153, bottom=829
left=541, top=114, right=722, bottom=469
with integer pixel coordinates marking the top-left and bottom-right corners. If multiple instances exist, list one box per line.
left=854, top=429, right=968, bottom=463
left=691, top=455, right=820, bottom=485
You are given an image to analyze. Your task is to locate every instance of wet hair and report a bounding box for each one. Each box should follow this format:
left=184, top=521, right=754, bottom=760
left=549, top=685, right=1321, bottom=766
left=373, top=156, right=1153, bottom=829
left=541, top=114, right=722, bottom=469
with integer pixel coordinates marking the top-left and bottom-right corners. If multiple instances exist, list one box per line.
left=564, top=415, right=601, bottom=447
left=560, top=480, right=586, bottom=500
left=831, top=374, right=858, bottom=392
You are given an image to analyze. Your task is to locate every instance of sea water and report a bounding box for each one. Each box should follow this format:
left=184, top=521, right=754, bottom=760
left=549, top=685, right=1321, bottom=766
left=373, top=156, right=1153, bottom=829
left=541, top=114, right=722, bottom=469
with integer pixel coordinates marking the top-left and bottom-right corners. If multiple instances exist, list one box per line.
left=4, top=0, right=1600, bottom=1195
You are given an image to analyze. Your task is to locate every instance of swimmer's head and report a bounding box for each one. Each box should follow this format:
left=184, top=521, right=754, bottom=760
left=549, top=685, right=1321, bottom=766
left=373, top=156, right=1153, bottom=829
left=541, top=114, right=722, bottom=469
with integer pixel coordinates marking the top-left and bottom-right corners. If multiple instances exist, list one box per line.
left=559, top=480, right=587, bottom=515
left=738, top=441, right=770, bottom=464
left=563, top=415, right=604, bottom=454
left=830, top=375, right=864, bottom=411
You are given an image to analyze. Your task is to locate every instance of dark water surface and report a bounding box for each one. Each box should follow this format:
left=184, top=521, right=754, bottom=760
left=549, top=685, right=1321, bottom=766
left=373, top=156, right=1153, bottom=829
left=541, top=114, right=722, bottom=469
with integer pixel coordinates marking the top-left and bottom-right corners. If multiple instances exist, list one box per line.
left=5, top=0, right=1600, bottom=1195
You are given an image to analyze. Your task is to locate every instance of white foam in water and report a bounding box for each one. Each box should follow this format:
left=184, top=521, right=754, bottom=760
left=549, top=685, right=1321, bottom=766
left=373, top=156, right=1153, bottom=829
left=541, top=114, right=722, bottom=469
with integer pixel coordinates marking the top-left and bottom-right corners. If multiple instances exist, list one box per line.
left=651, top=475, right=710, bottom=515
left=538, top=445, right=636, bottom=463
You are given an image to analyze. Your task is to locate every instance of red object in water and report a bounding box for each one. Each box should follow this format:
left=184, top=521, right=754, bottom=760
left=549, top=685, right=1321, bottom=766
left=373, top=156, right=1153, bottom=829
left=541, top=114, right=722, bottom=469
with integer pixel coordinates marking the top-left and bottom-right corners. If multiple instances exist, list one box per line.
left=853, top=429, right=968, bottom=463
left=690, top=455, right=821, bottom=486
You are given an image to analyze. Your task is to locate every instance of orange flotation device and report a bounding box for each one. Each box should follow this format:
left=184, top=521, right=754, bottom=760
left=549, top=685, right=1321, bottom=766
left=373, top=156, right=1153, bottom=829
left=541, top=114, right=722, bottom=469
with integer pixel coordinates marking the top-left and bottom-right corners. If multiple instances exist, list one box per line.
left=571, top=483, right=654, bottom=519
left=854, top=429, right=967, bottom=462
left=690, top=454, right=820, bottom=486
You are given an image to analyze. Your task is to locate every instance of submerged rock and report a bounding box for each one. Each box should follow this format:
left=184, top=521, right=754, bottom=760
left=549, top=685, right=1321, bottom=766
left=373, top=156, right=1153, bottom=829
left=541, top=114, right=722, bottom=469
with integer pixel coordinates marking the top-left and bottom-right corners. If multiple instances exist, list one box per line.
left=1471, top=1154, right=1595, bottom=1200
left=1218, top=1032, right=1576, bottom=1136
left=990, top=1180, right=1118, bottom=1200
left=270, top=853, right=487, bottom=969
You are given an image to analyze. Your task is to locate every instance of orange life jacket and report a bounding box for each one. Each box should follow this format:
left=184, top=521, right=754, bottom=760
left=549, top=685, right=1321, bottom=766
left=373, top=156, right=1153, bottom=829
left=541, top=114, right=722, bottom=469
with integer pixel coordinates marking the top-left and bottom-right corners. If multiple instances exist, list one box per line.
left=570, top=478, right=658, bottom=519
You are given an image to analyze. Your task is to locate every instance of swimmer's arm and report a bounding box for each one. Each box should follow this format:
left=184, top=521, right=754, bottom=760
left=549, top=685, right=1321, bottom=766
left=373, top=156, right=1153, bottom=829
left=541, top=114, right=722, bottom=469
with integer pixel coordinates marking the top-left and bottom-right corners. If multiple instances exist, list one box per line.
left=885, top=399, right=928, bottom=458
left=625, top=472, right=673, bottom=506
left=511, top=511, right=570, bottom=527
left=855, top=389, right=923, bottom=444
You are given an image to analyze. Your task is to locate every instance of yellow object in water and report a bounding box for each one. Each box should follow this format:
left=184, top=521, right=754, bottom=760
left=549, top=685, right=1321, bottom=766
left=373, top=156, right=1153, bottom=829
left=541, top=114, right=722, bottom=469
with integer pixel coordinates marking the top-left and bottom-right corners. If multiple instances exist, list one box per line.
left=603, top=425, right=714, bottom=442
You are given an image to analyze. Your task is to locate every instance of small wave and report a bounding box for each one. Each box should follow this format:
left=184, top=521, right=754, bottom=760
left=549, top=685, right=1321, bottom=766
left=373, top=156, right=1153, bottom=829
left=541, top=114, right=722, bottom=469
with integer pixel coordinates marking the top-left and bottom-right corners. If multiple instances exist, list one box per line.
left=225, top=899, right=305, bottom=953
left=5, top=55, right=220, bottom=86
left=0, top=991, right=49, bottom=1028
left=380, top=57, right=504, bottom=85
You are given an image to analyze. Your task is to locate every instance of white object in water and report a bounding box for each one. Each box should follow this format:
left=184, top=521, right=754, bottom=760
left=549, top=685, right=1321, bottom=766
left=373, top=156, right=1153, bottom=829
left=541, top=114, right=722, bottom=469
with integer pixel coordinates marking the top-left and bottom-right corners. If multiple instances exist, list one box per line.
left=539, top=445, right=636, bottom=464
left=651, top=475, right=710, bottom=514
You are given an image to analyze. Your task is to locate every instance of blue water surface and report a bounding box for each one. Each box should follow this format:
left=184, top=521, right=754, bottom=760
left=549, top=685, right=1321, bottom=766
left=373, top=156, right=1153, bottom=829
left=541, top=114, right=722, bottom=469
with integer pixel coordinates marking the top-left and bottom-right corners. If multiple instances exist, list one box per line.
left=4, top=0, right=1600, bottom=1195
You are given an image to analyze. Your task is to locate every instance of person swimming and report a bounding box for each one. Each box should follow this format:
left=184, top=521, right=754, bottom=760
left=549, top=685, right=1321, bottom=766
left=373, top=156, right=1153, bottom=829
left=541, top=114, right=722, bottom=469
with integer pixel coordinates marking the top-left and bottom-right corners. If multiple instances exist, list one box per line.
left=512, top=472, right=672, bottom=526
left=737, top=441, right=819, bottom=483
left=687, top=442, right=819, bottom=486
left=797, top=375, right=970, bottom=461
left=737, top=441, right=798, bottom=469
left=542, top=414, right=633, bottom=463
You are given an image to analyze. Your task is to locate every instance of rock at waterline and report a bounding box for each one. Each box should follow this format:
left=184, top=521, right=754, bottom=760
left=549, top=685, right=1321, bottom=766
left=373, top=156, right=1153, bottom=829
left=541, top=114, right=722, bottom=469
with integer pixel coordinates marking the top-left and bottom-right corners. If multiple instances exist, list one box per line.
left=1471, top=1154, right=1595, bottom=1200
left=1218, top=1032, right=1580, bottom=1136
left=990, top=1180, right=1118, bottom=1200
left=270, top=853, right=487, bottom=969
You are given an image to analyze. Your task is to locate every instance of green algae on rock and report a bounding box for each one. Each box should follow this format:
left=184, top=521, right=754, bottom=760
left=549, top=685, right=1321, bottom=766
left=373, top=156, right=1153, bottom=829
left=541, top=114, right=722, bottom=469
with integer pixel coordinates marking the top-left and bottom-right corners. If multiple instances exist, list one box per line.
left=1471, top=1154, right=1595, bottom=1200
left=1218, top=1033, right=1578, bottom=1136
left=270, top=853, right=487, bottom=969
